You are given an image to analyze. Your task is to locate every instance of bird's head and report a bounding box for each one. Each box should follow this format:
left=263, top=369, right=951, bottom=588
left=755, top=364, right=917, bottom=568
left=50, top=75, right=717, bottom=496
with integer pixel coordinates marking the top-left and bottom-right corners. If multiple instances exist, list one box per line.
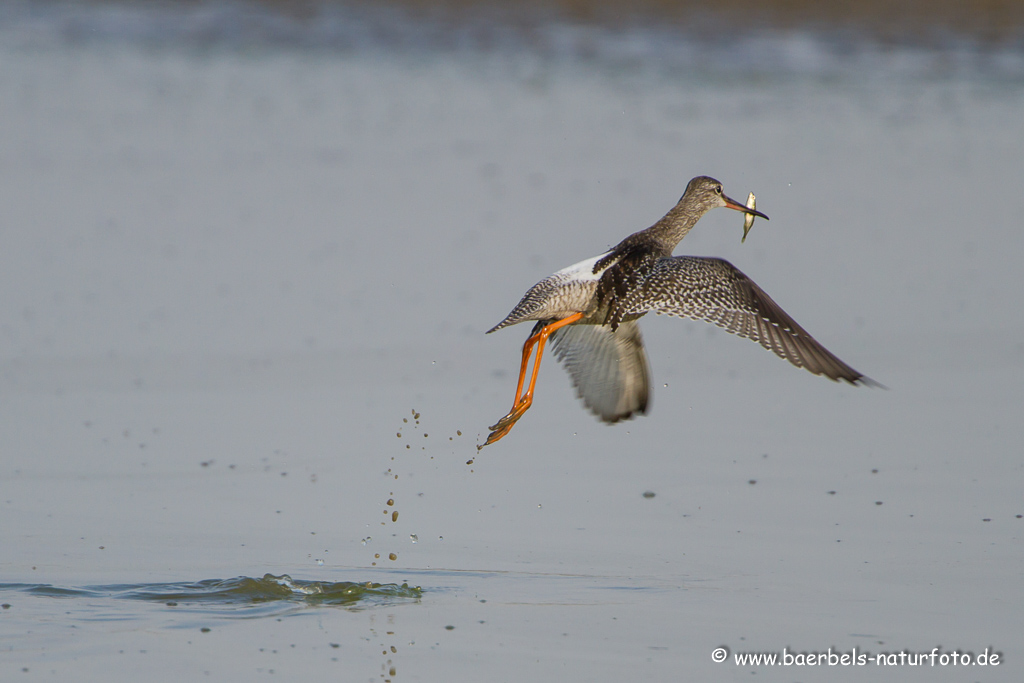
left=680, top=176, right=769, bottom=221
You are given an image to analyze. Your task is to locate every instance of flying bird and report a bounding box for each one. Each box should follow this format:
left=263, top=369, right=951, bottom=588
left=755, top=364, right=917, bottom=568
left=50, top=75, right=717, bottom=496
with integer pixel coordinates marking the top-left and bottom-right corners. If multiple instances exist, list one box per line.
left=482, top=175, right=875, bottom=447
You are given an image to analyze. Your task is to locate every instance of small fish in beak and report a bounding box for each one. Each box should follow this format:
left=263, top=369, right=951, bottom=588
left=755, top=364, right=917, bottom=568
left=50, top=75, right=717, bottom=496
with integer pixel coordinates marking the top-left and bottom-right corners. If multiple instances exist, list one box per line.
left=741, top=192, right=757, bottom=243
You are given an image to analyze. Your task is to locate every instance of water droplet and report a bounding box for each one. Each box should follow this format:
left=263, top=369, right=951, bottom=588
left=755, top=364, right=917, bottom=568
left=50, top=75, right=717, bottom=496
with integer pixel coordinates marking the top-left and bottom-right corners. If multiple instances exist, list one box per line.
left=388, top=553, right=397, bottom=561
left=392, top=511, right=399, bottom=522
left=387, top=499, right=394, bottom=506
left=410, top=534, right=418, bottom=543
left=316, top=559, right=324, bottom=566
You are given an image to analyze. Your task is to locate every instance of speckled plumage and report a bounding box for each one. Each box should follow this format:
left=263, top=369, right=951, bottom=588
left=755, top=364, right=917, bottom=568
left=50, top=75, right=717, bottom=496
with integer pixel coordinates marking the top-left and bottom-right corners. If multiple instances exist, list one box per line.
left=482, top=176, right=875, bottom=446
left=487, top=253, right=610, bottom=333
left=618, top=256, right=870, bottom=383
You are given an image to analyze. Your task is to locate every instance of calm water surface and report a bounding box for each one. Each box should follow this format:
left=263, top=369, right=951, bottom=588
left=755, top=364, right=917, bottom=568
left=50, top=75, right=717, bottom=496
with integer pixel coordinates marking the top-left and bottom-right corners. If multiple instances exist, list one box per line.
left=1, top=2, right=1022, bottom=681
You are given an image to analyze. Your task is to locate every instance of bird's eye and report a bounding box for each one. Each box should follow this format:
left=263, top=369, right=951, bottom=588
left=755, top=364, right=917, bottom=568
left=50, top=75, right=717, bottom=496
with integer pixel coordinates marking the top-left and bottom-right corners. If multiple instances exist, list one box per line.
left=715, top=185, right=723, bottom=194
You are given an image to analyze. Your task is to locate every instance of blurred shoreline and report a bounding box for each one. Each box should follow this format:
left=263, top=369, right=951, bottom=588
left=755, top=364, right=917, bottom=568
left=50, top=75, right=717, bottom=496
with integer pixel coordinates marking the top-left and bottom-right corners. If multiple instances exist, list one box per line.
left=276, top=0, right=1024, bottom=44
left=3, top=0, right=1023, bottom=81
left=4, top=0, right=1023, bottom=48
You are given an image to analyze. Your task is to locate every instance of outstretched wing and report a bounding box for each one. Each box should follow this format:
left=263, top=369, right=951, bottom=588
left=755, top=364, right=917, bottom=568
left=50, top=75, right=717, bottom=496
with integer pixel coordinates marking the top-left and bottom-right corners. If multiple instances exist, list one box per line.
left=548, top=320, right=651, bottom=423
left=624, top=256, right=875, bottom=385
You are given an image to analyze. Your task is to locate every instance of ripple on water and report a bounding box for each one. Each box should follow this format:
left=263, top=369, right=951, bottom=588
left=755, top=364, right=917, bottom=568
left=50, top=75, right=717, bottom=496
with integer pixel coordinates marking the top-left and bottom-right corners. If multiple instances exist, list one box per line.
left=0, top=574, right=422, bottom=618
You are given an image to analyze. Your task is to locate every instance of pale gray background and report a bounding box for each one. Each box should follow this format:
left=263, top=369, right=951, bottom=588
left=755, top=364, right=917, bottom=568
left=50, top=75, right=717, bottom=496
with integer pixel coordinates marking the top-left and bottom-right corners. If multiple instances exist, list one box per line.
left=1, top=3, right=1022, bottom=681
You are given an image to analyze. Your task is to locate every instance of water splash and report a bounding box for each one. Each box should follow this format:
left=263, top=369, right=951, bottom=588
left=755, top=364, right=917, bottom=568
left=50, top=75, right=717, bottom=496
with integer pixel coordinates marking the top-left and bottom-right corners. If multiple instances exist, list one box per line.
left=2, top=574, right=422, bottom=611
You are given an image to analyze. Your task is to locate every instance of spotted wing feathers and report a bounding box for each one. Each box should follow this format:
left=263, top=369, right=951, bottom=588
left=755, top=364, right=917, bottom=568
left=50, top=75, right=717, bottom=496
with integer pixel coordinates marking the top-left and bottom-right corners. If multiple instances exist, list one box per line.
left=625, top=256, right=874, bottom=385
left=595, top=243, right=661, bottom=331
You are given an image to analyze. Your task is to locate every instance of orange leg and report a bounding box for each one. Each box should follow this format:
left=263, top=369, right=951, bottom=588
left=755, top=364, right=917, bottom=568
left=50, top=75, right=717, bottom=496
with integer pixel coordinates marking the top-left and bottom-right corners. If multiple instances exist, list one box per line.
left=482, top=312, right=584, bottom=447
